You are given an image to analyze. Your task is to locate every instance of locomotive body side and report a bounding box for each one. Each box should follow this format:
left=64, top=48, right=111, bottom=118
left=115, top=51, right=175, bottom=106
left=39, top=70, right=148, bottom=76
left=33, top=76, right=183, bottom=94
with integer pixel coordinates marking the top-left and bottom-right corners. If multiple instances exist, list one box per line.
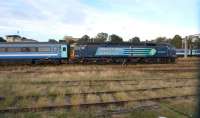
left=74, top=43, right=176, bottom=63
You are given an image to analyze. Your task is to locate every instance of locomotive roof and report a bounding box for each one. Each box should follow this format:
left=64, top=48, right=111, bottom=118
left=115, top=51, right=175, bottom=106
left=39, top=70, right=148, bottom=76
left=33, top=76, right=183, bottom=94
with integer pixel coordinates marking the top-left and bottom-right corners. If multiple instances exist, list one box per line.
left=76, top=42, right=171, bottom=46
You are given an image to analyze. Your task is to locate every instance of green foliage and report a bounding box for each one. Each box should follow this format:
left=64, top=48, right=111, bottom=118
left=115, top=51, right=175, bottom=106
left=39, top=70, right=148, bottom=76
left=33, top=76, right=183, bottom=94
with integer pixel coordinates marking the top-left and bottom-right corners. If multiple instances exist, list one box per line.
left=170, top=35, right=182, bottom=48
left=94, top=32, right=108, bottom=43
left=0, top=37, right=6, bottom=42
left=128, top=107, right=188, bottom=118
left=154, top=37, right=167, bottom=43
left=23, top=112, right=41, bottom=118
left=109, top=34, right=123, bottom=43
left=48, top=39, right=57, bottom=43
left=77, top=35, right=90, bottom=43
left=187, top=37, right=193, bottom=49
left=129, top=37, right=140, bottom=43
left=193, top=38, right=200, bottom=49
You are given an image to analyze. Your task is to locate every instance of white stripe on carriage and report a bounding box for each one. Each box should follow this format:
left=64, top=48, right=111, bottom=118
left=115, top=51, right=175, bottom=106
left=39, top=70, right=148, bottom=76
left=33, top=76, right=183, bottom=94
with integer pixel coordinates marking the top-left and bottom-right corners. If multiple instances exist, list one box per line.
left=192, top=53, right=200, bottom=54
left=0, top=54, right=58, bottom=56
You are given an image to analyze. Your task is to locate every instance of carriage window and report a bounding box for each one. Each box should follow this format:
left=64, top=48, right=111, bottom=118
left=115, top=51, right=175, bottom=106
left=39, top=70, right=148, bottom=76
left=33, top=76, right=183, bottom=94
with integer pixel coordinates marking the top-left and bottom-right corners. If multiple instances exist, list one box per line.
left=38, top=47, right=50, bottom=52
left=29, top=47, right=38, bottom=52
left=21, top=47, right=30, bottom=52
left=63, top=47, right=66, bottom=51
left=0, top=48, right=6, bottom=52
left=7, top=48, right=21, bottom=52
left=21, top=47, right=38, bottom=52
left=53, top=47, right=58, bottom=52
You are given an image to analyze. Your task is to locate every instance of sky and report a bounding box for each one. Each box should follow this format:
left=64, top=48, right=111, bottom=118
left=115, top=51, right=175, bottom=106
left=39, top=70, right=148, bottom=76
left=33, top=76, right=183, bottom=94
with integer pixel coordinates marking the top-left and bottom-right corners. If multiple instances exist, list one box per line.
left=0, top=0, right=199, bottom=41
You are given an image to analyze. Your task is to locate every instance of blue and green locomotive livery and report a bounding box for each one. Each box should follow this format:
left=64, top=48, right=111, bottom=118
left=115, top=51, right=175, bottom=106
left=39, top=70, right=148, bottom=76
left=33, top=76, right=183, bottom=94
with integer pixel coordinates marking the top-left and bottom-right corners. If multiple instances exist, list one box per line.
left=74, top=43, right=176, bottom=63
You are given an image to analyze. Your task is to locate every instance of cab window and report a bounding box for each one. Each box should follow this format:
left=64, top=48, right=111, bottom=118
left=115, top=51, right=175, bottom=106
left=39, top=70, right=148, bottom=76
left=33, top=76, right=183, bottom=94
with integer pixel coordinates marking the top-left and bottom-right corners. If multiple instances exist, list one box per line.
left=63, top=47, right=66, bottom=51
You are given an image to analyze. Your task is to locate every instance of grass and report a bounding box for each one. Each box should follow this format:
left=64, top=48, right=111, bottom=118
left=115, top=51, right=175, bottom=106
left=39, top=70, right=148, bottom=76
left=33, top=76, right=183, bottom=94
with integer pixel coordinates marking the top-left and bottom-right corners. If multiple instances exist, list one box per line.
left=4, top=96, right=191, bottom=118
left=0, top=109, right=95, bottom=118
left=0, top=61, right=198, bottom=117
left=114, top=92, right=130, bottom=101
left=70, top=95, right=83, bottom=105
left=0, top=96, right=14, bottom=109
left=53, top=96, right=66, bottom=106
left=15, top=98, right=35, bottom=108
left=35, top=97, right=50, bottom=107
left=101, top=94, right=115, bottom=102
left=47, top=85, right=66, bottom=96
left=86, top=94, right=100, bottom=103
left=161, top=97, right=197, bottom=116
left=126, top=107, right=189, bottom=118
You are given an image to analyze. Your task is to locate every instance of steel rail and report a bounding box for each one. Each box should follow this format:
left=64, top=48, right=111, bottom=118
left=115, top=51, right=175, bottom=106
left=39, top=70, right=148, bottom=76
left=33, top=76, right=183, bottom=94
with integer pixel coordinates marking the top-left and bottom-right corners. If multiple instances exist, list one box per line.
left=0, top=94, right=196, bottom=113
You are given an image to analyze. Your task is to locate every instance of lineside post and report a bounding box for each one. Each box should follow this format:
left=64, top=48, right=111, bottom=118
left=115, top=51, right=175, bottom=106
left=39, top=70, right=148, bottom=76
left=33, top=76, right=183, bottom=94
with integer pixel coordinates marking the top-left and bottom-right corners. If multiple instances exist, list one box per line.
left=184, top=36, right=188, bottom=58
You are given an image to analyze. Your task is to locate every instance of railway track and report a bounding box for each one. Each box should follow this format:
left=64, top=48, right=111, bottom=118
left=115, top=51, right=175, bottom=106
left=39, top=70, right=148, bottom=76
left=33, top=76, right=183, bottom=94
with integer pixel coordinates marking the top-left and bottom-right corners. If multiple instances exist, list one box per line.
left=0, top=58, right=198, bottom=115
left=0, top=61, right=198, bottom=70
left=0, top=66, right=198, bottom=74
left=0, top=84, right=197, bottom=113
left=0, top=94, right=196, bottom=113
left=96, top=99, right=194, bottom=118
left=0, top=57, right=198, bottom=70
left=1, top=77, right=196, bottom=87
left=10, top=85, right=196, bottom=99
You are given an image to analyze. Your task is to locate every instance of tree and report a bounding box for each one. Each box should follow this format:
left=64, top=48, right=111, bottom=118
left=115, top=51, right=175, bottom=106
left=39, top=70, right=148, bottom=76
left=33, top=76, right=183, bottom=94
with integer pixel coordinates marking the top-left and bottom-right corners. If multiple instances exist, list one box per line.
left=187, top=37, right=193, bottom=49
left=109, top=34, right=123, bottom=43
left=129, top=37, right=140, bottom=43
left=59, top=40, right=67, bottom=43
left=170, top=35, right=182, bottom=48
left=154, top=37, right=167, bottom=43
left=193, top=37, right=200, bottom=49
left=94, top=32, right=108, bottom=43
left=48, top=39, right=57, bottom=43
left=0, top=37, right=6, bottom=42
left=77, top=35, right=90, bottom=43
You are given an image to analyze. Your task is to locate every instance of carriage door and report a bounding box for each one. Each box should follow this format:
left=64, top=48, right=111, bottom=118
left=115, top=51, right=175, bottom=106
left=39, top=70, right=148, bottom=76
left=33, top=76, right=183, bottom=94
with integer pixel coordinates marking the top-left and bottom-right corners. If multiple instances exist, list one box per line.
left=61, top=45, right=68, bottom=58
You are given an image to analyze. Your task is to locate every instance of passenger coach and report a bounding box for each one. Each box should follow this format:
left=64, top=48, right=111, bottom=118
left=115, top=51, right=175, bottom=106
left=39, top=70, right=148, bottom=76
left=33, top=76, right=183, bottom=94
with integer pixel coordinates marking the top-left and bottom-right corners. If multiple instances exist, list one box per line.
left=0, top=42, right=69, bottom=63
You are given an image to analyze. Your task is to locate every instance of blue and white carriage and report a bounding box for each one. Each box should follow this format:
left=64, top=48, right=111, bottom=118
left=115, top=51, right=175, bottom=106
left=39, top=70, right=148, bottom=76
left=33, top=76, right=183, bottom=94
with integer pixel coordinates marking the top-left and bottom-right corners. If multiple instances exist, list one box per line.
left=0, top=42, right=68, bottom=63
left=176, top=49, right=200, bottom=56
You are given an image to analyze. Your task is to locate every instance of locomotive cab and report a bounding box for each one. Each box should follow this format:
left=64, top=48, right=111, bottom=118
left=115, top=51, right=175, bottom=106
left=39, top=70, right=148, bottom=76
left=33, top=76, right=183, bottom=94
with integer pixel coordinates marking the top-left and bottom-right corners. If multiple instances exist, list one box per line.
left=61, top=45, right=68, bottom=58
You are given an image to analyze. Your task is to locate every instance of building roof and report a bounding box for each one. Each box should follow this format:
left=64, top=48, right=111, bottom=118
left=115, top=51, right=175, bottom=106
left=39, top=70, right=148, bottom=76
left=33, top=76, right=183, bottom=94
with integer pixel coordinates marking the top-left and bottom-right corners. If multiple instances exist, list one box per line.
left=6, top=35, right=21, bottom=38
left=21, top=38, right=38, bottom=42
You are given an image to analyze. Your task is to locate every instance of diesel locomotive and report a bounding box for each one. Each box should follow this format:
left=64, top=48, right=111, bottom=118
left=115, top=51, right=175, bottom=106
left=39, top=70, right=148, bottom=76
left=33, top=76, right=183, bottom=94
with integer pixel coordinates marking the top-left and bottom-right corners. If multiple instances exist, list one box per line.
left=72, top=42, right=176, bottom=63
left=0, top=42, right=176, bottom=64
